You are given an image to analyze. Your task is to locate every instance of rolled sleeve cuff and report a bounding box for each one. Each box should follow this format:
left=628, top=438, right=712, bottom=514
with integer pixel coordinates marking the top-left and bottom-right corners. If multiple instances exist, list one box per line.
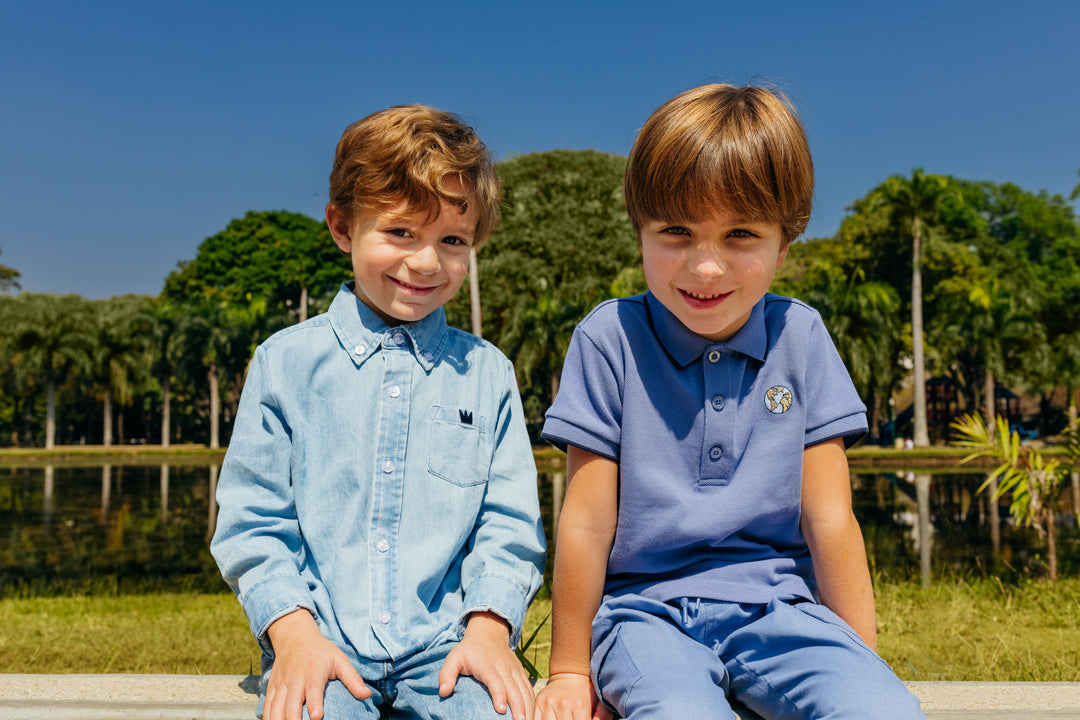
left=459, top=573, right=532, bottom=646
left=240, top=573, right=317, bottom=655
left=541, top=418, right=619, bottom=460
left=806, top=414, right=868, bottom=449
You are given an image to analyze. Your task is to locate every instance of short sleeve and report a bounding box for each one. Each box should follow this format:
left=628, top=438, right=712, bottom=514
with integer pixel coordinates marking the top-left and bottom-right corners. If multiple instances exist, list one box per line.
left=541, top=324, right=623, bottom=459
left=802, top=315, right=868, bottom=448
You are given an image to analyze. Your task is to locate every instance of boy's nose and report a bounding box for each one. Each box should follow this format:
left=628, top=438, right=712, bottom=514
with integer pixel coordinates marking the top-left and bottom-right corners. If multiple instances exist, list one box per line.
left=406, top=243, right=440, bottom=273
left=689, top=246, right=726, bottom=279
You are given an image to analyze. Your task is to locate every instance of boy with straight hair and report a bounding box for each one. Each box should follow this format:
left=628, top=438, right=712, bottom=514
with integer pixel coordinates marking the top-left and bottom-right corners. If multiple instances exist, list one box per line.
left=536, top=84, right=925, bottom=719
left=212, top=104, right=545, bottom=720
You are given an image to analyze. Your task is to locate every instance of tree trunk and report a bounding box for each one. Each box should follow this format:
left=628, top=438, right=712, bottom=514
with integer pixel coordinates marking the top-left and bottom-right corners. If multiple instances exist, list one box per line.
left=987, top=478, right=1001, bottom=555
left=299, top=286, right=308, bottom=323
left=916, top=473, right=932, bottom=586
left=469, top=248, right=482, bottom=338
left=103, top=393, right=113, bottom=448
left=117, top=407, right=124, bottom=446
left=1069, top=384, right=1078, bottom=432
left=911, top=219, right=930, bottom=447
left=161, top=375, right=171, bottom=449
left=209, top=363, right=220, bottom=450
left=982, top=370, right=1002, bottom=554
left=160, top=464, right=170, bottom=527
left=1045, top=508, right=1058, bottom=581
left=100, top=464, right=111, bottom=523
left=45, top=381, right=56, bottom=449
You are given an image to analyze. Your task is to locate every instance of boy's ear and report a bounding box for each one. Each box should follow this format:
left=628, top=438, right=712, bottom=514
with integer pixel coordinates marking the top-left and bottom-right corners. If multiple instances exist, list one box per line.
left=776, top=242, right=790, bottom=266
left=326, top=204, right=352, bottom=255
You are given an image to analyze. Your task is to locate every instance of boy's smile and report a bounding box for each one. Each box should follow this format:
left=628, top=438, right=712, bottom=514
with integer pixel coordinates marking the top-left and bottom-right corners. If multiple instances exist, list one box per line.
left=327, top=190, right=477, bottom=326
left=640, top=212, right=788, bottom=342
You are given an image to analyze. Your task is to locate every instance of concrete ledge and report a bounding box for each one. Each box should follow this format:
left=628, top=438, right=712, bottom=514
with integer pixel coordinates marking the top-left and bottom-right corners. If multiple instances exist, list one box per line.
left=1, top=675, right=1078, bottom=719
left=0, top=674, right=258, bottom=720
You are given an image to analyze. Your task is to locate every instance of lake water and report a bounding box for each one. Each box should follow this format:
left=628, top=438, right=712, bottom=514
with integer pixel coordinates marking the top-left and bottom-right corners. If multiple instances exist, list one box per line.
left=1, top=462, right=1076, bottom=596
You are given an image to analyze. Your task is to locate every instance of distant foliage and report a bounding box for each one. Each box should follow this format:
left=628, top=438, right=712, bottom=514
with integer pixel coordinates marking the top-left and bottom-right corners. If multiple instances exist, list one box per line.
left=3, top=161, right=1080, bottom=449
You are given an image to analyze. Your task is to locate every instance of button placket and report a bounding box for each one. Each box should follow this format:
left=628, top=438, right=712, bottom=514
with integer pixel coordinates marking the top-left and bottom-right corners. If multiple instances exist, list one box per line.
left=370, top=345, right=411, bottom=642
left=701, top=345, right=738, bottom=485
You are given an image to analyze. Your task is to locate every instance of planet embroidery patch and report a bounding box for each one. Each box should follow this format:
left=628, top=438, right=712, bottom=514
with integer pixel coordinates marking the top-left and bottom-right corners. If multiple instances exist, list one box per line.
left=764, top=386, right=793, bottom=414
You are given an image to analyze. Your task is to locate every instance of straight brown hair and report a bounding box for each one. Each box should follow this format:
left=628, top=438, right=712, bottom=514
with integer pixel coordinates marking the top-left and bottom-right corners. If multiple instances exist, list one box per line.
left=624, top=84, right=814, bottom=245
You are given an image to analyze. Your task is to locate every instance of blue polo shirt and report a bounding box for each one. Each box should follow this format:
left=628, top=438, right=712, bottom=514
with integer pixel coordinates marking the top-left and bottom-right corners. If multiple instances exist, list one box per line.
left=542, top=292, right=867, bottom=604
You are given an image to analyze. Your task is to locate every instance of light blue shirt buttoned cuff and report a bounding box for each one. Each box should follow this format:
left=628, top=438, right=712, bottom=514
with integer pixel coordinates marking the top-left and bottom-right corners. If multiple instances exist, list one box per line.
left=240, top=573, right=317, bottom=656
left=459, top=573, right=532, bottom=646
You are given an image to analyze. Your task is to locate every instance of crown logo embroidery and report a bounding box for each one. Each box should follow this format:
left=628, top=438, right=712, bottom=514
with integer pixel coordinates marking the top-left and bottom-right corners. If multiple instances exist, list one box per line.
left=459, top=409, right=474, bottom=425
left=764, top=386, right=793, bottom=414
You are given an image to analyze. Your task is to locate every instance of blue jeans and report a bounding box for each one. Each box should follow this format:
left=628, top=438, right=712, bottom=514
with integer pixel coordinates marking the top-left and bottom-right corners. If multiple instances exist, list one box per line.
left=257, top=640, right=507, bottom=720
left=591, top=595, right=926, bottom=720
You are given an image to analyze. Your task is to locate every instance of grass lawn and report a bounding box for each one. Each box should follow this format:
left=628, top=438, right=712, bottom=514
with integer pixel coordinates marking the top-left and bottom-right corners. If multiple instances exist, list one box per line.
left=1, top=578, right=1078, bottom=680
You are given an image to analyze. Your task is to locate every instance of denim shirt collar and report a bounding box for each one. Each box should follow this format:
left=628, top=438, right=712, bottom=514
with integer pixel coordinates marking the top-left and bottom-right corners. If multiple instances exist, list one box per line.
left=644, top=291, right=768, bottom=368
left=327, top=282, right=449, bottom=373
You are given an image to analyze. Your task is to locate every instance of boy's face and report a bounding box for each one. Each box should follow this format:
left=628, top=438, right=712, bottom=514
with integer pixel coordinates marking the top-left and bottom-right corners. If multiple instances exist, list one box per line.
left=640, top=211, right=788, bottom=342
left=327, top=192, right=477, bottom=326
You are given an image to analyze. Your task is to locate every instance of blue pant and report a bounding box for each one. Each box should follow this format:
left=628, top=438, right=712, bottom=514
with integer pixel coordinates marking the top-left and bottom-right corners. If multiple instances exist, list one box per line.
left=257, top=640, right=506, bottom=720
left=591, top=595, right=926, bottom=720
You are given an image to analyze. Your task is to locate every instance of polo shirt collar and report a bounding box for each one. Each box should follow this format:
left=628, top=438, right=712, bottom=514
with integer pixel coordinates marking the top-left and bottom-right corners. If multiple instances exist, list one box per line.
left=645, top=291, right=768, bottom=367
left=328, top=283, right=448, bottom=372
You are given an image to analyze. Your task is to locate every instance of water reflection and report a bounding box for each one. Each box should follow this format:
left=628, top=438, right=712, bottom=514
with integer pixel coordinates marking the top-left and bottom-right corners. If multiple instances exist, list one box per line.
left=1, top=462, right=226, bottom=595
left=1, top=464, right=1075, bottom=596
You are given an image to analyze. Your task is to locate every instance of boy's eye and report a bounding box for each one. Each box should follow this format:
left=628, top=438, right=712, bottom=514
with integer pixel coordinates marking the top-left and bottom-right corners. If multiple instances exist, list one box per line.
left=729, top=228, right=757, bottom=239
left=660, top=226, right=690, bottom=236
left=442, top=236, right=470, bottom=247
left=387, top=228, right=411, bottom=238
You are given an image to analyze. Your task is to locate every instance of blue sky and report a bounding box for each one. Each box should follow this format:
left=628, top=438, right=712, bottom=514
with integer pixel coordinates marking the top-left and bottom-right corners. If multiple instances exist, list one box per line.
left=2, top=0, right=1078, bottom=299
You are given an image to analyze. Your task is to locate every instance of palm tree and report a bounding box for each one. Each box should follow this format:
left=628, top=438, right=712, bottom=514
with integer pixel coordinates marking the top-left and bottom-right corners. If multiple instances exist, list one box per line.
left=149, top=299, right=184, bottom=447
left=890, top=170, right=952, bottom=447
left=10, top=294, right=91, bottom=448
left=953, top=415, right=1080, bottom=581
left=178, top=294, right=269, bottom=448
left=89, top=296, right=152, bottom=447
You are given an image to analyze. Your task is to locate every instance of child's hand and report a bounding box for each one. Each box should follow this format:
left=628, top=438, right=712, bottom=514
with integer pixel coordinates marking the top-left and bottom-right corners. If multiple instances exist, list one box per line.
left=263, top=609, right=371, bottom=720
left=438, top=611, right=535, bottom=720
left=535, top=672, right=612, bottom=720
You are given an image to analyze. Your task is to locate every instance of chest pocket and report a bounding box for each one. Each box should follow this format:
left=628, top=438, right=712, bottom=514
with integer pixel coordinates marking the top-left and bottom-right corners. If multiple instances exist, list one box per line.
left=427, top=405, right=491, bottom=487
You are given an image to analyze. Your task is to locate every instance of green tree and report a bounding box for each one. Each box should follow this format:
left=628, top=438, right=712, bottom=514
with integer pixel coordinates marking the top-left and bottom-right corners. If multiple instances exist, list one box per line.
left=9, top=294, right=92, bottom=448
left=836, top=172, right=983, bottom=443
left=163, top=210, right=349, bottom=322
left=970, top=181, right=1080, bottom=433
left=176, top=294, right=270, bottom=448
left=87, top=296, right=154, bottom=447
left=446, top=150, right=639, bottom=421
left=953, top=414, right=1080, bottom=580
left=0, top=246, right=19, bottom=293
left=777, top=237, right=902, bottom=442
left=148, top=298, right=185, bottom=447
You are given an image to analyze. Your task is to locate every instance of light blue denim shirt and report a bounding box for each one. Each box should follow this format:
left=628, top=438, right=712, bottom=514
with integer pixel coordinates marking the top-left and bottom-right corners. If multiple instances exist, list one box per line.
left=211, top=284, right=546, bottom=664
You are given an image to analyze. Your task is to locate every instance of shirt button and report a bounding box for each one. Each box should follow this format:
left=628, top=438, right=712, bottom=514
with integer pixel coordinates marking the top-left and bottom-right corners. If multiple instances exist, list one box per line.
left=388, top=384, right=401, bottom=398
left=354, top=345, right=366, bottom=356
left=382, top=458, right=395, bottom=473
left=711, top=395, right=725, bottom=411
left=392, top=332, right=406, bottom=345
left=422, top=351, right=434, bottom=363
left=378, top=611, right=391, bottom=624
left=707, top=350, right=722, bottom=363
left=709, top=446, right=723, bottom=460
left=376, top=538, right=390, bottom=552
